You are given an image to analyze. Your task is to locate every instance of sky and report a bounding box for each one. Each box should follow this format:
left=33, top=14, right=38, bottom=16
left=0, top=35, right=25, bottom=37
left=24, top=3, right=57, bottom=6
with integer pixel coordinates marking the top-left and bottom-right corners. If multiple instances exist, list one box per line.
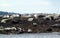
left=0, top=0, right=60, bottom=14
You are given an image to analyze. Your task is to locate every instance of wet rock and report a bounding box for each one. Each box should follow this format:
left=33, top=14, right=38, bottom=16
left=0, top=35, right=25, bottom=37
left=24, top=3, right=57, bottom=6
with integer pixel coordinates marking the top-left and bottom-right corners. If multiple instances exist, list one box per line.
left=1, top=19, right=8, bottom=23
left=50, top=24, right=60, bottom=28
left=27, top=29, right=32, bottom=33
left=28, top=18, right=33, bottom=21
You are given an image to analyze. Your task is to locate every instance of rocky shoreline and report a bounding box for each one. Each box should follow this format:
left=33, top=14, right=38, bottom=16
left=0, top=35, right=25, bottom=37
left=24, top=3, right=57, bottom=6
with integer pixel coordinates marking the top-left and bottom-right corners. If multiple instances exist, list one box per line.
left=0, top=14, right=60, bottom=34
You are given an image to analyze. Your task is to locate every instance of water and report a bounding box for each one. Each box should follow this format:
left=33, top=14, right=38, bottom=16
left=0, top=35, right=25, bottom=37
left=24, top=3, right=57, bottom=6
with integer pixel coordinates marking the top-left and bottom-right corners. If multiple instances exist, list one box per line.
left=0, top=32, right=60, bottom=38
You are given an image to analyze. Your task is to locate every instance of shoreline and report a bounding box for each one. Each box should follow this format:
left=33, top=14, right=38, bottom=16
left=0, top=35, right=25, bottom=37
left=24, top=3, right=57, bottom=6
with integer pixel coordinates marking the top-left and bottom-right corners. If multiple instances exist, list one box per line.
left=0, top=14, right=60, bottom=34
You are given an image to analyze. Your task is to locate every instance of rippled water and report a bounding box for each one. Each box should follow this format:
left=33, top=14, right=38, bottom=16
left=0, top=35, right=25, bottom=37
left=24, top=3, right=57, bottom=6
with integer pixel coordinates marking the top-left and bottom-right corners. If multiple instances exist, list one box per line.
left=0, top=32, right=60, bottom=38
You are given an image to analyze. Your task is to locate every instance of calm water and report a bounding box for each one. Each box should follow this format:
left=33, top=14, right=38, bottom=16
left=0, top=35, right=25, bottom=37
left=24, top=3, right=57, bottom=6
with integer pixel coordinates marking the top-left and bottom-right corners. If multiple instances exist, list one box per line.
left=0, top=32, right=60, bottom=38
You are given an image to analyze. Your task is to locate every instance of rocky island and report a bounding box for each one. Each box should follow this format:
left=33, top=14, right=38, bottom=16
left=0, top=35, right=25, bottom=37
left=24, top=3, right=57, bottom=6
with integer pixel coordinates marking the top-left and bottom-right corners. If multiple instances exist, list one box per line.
left=0, top=13, right=60, bottom=34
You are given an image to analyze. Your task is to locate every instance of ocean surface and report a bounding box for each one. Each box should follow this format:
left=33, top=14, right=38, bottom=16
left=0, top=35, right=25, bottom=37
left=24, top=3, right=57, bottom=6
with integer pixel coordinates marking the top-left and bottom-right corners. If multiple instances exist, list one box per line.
left=0, top=32, right=60, bottom=38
